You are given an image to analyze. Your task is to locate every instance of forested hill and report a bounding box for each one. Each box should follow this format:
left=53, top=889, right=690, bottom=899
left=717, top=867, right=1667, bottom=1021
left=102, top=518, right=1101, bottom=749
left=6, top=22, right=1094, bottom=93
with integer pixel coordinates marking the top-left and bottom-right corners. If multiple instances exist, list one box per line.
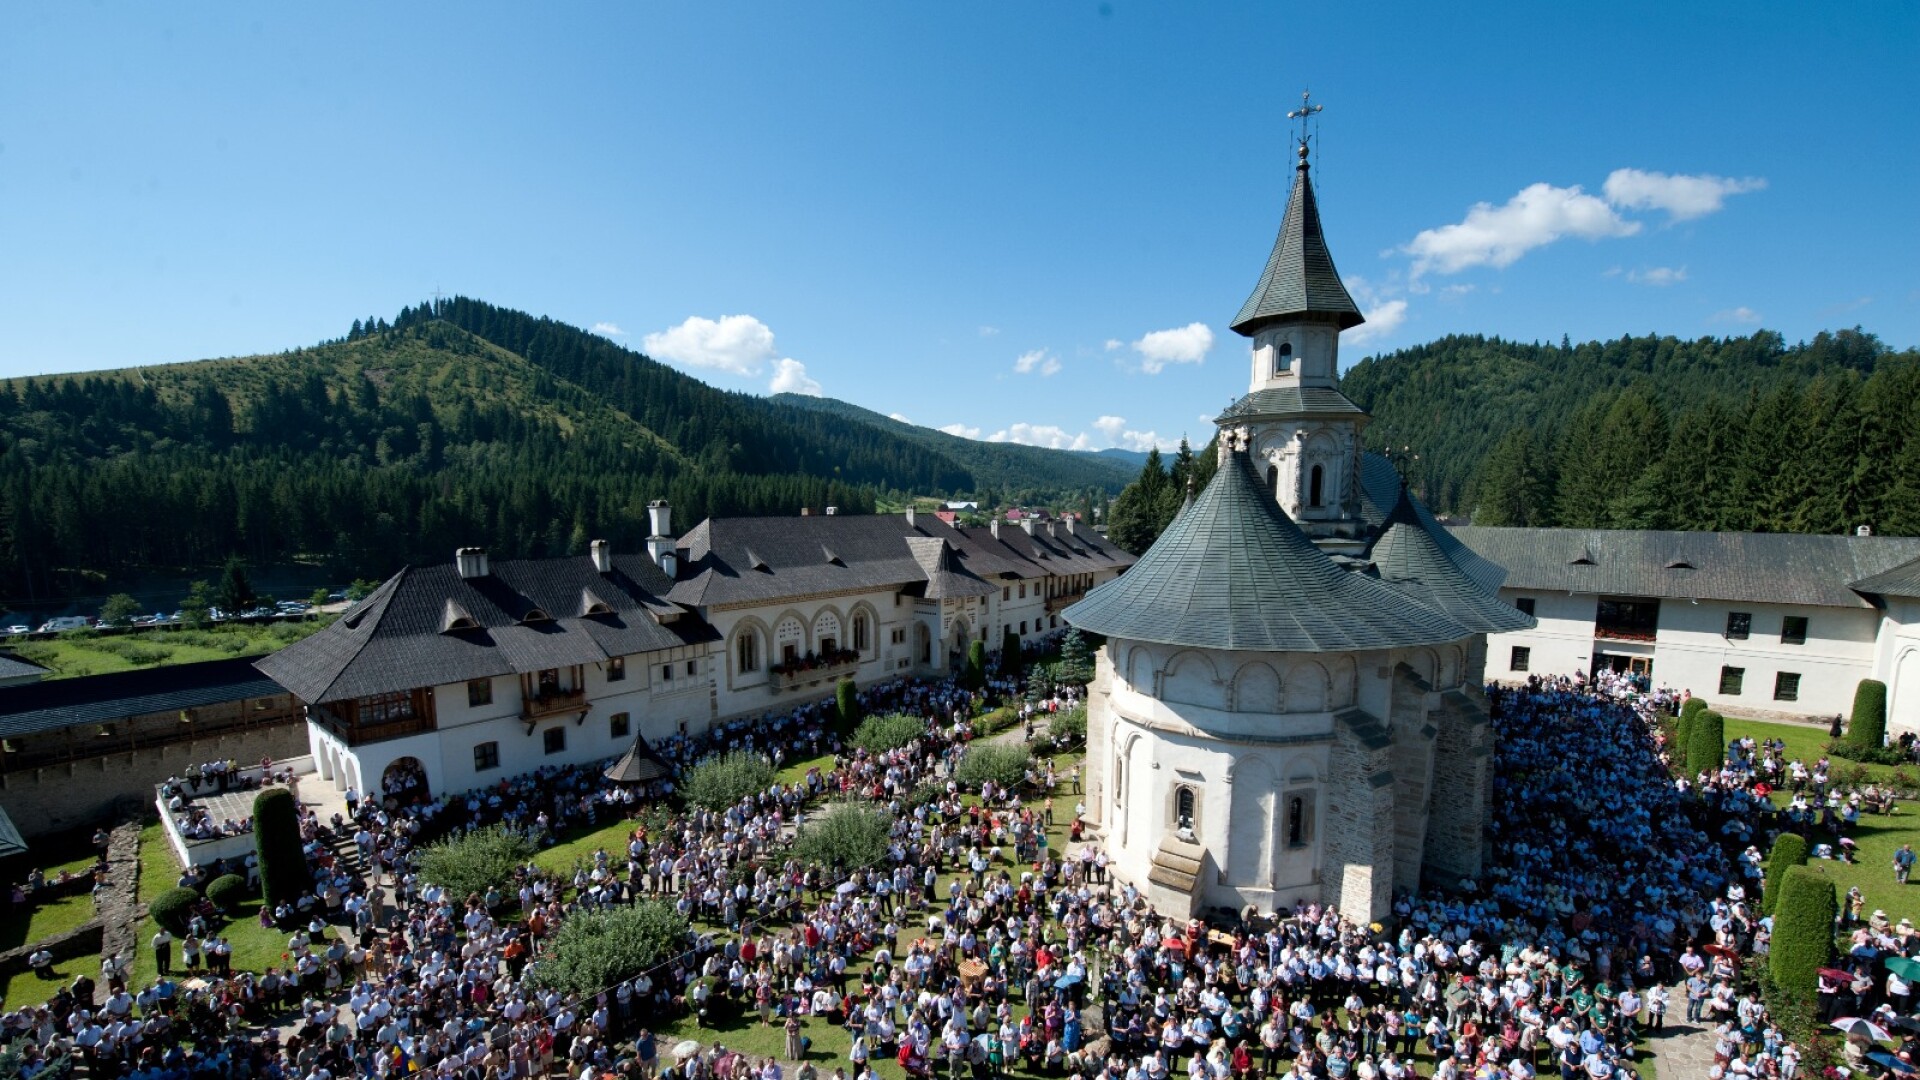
left=1342, top=328, right=1920, bottom=536
left=0, top=298, right=1120, bottom=602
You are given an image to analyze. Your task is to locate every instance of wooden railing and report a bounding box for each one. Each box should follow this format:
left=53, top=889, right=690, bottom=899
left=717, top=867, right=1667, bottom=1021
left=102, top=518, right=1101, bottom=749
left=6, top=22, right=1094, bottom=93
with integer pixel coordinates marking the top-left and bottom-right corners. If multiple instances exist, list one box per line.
left=769, top=658, right=861, bottom=692
left=521, top=687, right=588, bottom=721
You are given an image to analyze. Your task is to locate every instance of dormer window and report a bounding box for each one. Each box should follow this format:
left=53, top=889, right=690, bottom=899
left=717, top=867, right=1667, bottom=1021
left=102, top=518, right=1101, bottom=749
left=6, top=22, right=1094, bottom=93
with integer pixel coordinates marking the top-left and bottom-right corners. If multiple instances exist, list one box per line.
left=1272, top=342, right=1292, bottom=377
left=521, top=608, right=553, bottom=624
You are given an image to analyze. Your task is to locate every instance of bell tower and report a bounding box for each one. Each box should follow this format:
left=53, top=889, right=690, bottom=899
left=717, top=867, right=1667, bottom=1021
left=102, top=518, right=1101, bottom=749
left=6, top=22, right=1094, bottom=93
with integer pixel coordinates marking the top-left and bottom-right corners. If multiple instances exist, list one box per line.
left=1217, top=92, right=1372, bottom=552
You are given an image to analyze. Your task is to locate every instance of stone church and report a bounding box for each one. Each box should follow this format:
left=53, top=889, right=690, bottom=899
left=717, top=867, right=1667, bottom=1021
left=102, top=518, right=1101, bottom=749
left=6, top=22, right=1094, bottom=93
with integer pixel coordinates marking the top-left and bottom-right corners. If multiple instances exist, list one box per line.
left=1064, top=137, right=1533, bottom=925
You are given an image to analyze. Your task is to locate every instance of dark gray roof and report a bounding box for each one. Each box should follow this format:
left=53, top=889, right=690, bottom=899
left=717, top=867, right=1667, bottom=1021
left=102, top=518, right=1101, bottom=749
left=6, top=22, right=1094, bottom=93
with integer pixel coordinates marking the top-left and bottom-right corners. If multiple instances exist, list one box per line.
left=669, top=513, right=1134, bottom=608
left=1356, top=453, right=1508, bottom=595
left=605, top=735, right=671, bottom=784
left=1852, top=555, right=1920, bottom=599
left=1448, top=526, right=1920, bottom=609
left=1216, top=386, right=1366, bottom=423
left=1367, top=489, right=1535, bottom=634
left=1230, top=156, right=1365, bottom=337
left=1064, top=450, right=1470, bottom=652
left=257, top=553, right=712, bottom=704
left=905, top=537, right=998, bottom=599
left=0, top=653, right=48, bottom=682
left=0, top=657, right=285, bottom=739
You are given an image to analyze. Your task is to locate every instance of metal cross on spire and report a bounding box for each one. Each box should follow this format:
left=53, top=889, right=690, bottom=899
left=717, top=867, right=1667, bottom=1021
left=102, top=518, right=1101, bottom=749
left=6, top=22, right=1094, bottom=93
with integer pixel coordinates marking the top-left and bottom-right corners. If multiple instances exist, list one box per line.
left=1288, top=89, right=1323, bottom=163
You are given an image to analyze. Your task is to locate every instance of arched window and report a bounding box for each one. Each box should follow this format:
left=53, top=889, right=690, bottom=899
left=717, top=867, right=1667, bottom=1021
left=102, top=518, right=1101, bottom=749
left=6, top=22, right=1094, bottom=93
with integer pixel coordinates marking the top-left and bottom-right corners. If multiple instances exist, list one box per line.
left=1309, top=464, right=1325, bottom=508
left=813, top=611, right=841, bottom=656
left=775, top=617, right=805, bottom=665
left=1266, top=464, right=1279, bottom=496
left=735, top=629, right=760, bottom=674
left=1174, top=786, right=1196, bottom=833
left=1114, top=753, right=1125, bottom=806
left=852, top=613, right=869, bottom=654
left=1272, top=341, right=1292, bottom=377
left=1286, top=794, right=1314, bottom=847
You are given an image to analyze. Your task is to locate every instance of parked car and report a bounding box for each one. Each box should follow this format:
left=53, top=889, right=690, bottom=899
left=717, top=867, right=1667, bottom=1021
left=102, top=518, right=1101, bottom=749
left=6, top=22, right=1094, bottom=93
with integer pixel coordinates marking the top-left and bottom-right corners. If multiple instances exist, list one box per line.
left=38, top=616, right=90, bottom=633
left=2, top=625, right=28, bottom=636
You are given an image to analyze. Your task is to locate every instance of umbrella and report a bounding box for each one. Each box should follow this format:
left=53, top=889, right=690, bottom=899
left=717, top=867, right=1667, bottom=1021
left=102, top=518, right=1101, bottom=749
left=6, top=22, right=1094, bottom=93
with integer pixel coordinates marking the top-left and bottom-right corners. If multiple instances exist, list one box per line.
left=1870, top=1052, right=1918, bottom=1076
left=672, top=1041, right=701, bottom=1060
left=836, top=881, right=859, bottom=896
left=1054, top=973, right=1083, bottom=989
left=1820, top=967, right=1860, bottom=983
left=1894, top=1016, right=1920, bottom=1035
left=1701, top=943, right=1739, bottom=960
left=181, top=977, right=211, bottom=991
left=1889, top=957, right=1920, bottom=983
left=1834, top=1017, right=1895, bottom=1042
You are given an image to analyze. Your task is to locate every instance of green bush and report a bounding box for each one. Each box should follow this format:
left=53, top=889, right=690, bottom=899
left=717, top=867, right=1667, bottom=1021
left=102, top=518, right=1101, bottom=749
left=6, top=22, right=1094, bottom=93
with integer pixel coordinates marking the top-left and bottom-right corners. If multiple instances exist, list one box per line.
left=1687, top=710, right=1726, bottom=774
left=791, top=801, right=893, bottom=871
left=1761, top=832, right=1808, bottom=917
left=418, top=825, right=537, bottom=900
left=1002, top=628, right=1020, bottom=663
left=1827, top=738, right=1907, bottom=766
left=149, top=887, right=200, bottom=934
left=205, top=874, right=249, bottom=912
left=682, top=751, right=775, bottom=811
left=527, top=901, right=690, bottom=997
left=1851, top=679, right=1888, bottom=751
left=1681, top=697, right=1709, bottom=720
left=836, top=678, right=861, bottom=732
left=1769, top=864, right=1838, bottom=999
left=1050, top=705, right=1087, bottom=745
left=1057, top=629, right=1093, bottom=686
left=964, top=640, right=987, bottom=691
left=954, top=743, right=1031, bottom=792
left=253, top=787, right=311, bottom=908
left=1673, top=710, right=1694, bottom=771
left=851, top=713, right=926, bottom=755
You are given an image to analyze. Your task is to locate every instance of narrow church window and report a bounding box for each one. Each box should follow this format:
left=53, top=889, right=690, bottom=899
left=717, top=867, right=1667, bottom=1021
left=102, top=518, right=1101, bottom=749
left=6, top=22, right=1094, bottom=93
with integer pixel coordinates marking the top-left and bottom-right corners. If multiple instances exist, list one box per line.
left=1267, top=465, right=1279, bottom=496
left=1309, top=465, right=1325, bottom=508
left=736, top=630, right=760, bottom=673
left=1286, top=794, right=1313, bottom=847
left=1273, top=342, right=1292, bottom=377
left=1174, top=786, right=1195, bottom=834
left=1113, top=753, right=1125, bottom=806
left=853, top=614, right=869, bottom=653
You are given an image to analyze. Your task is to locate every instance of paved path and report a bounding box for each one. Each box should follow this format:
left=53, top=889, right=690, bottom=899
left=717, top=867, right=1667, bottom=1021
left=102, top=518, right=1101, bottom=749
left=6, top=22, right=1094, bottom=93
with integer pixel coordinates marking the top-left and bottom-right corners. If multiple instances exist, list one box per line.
left=1647, top=1007, right=1717, bottom=1080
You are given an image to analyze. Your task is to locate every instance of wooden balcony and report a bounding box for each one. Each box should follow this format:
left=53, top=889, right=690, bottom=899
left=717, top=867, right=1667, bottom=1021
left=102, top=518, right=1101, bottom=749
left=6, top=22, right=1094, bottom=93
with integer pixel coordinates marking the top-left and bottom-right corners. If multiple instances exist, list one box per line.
left=1593, top=626, right=1657, bottom=643
left=769, top=658, right=860, bottom=693
left=311, top=702, right=435, bottom=746
left=1044, top=590, right=1086, bottom=614
left=521, top=687, right=588, bottom=721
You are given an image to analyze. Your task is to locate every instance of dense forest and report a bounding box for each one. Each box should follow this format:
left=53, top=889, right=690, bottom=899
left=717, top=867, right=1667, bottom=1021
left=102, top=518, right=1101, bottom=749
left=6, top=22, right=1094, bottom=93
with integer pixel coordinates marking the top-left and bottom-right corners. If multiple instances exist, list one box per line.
left=0, top=299, right=1124, bottom=603
left=1343, top=328, right=1920, bottom=534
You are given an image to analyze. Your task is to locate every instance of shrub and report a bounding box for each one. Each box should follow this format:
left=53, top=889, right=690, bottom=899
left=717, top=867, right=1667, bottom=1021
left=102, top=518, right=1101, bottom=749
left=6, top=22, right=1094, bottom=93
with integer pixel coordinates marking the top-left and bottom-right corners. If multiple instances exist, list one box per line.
left=253, top=787, right=311, bottom=908
left=1761, top=832, right=1808, bottom=917
left=526, top=900, right=690, bottom=997
left=851, top=713, right=925, bottom=755
left=1851, top=679, right=1889, bottom=751
left=791, top=802, right=893, bottom=871
left=418, top=825, right=537, bottom=900
left=1050, top=705, right=1087, bottom=745
left=835, top=678, right=861, bottom=732
left=1002, top=628, right=1020, bottom=664
left=1769, top=864, right=1837, bottom=999
left=954, top=743, right=1031, bottom=792
left=1680, top=697, right=1709, bottom=720
left=1687, top=711, right=1726, bottom=775
left=149, top=887, right=200, bottom=934
left=205, top=874, right=249, bottom=912
left=964, top=640, right=987, bottom=691
left=1673, top=710, right=1694, bottom=771
left=682, top=752, right=775, bottom=811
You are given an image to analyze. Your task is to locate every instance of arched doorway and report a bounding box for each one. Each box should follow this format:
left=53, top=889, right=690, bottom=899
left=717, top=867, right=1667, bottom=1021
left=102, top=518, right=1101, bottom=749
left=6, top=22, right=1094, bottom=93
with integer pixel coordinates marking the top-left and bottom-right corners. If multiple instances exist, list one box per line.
left=382, top=756, right=430, bottom=808
left=915, top=623, right=932, bottom=667
left=948, top=616, right=972, bottom=670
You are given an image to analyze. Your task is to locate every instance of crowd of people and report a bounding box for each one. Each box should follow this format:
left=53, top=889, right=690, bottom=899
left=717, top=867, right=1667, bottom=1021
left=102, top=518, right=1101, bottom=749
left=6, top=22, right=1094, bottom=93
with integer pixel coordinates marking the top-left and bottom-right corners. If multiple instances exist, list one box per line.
left=7, top=649, right=1909, bottom=1080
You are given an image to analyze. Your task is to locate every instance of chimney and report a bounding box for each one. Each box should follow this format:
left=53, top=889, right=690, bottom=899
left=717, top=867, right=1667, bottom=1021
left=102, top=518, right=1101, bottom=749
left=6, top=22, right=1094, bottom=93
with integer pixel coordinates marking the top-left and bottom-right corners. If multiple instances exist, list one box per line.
left=801, top=507, right=813, bottom=517
left=1019, top=518, right=1035, bottom=535
left=1858, top=524, right=1874, bottom=537
left=589, top=539, right=613, bottom=574
left=1062, top=517, right=1076, bottom=536
left=825, top=506, right=838, bottom=516
left=456, top=547, right=490, bottom=580
left=646, top=500, right=671, bottom=539
left=990, top=519, right=1002, bottom=541
left=905, top=508, right=916, bottom=527
left=646, top=499, right=676, bottom=575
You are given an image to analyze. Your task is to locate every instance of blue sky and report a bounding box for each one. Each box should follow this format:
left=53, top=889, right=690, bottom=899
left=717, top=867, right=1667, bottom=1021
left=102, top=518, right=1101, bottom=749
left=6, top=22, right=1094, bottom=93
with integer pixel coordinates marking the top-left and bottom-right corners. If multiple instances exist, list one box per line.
left=3, top=2, right=1915, bottom=453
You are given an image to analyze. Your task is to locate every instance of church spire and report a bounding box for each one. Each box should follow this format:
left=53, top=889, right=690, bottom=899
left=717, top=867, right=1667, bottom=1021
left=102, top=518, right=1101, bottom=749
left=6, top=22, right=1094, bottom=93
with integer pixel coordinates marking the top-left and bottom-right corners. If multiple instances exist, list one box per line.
left=1229, top=92, right=1365, bottom=338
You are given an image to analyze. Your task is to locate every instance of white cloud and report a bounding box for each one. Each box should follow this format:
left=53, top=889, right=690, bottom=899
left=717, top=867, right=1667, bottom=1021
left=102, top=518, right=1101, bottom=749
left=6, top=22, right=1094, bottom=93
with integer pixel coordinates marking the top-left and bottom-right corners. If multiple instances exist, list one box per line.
left=1603, top=168, right=1766, bottom=221
left=591, top=321, right=625, bottom=337
left=987, top=423, right=1094, bottom=451
left=1711, top=306, right=1762, bottom=325
left=1114, top=429, right=1164, bottom=452
left=978, top=326, right=1000, bottom=337
left=642, top=314, right=780, bottom=376
left=1198, top=413, right=1217, bottom=426
left=1405, top=183, right=1640, bottom=278
left=1093, top=415, right=1128, bottom=440
left=1130, top=323, right=1214, bottom=374
left=1104, top=339, right=1124, bottom=352
left=1626, top=265, right=1688, bottom=287
left=1088, top=413, right=1167, bottom=452
left=1344, top=299, right=1409, bottom=347
left=938, top=422, right=983, bottom=440
left=888, top=412, right=913, bottom=424
left=768, top=358, right=822, bottom=396
left=1013, top=349, right=1062, bottom=377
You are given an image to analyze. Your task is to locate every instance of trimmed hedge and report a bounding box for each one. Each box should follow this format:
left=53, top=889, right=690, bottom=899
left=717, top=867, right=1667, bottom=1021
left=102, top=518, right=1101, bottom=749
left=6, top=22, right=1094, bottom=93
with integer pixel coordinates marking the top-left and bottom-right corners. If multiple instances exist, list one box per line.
left=683, top=752, right=775, bottom=811
left=1761, top=832, right=1808, bottom=917
left=1681, top=697, right=1709, bottom=720
left=149, top=887, right=200, bottom=934
left=1674, top=711, right=1694, bottom=771
left=205, top=873, right=248, bottom=912
left=851, top=713, right=926, bottom=755
left=1851, top=679, right=1889, bottom=751
left=1687, top=710, right=1726, bottom=774
left=836, top=678, right=861, bottom=732
left=253, top=787, right=311, bottom=908
left=1769, top=864, right=1838, bottom=999
left=964, top=640, right=987, bottom=691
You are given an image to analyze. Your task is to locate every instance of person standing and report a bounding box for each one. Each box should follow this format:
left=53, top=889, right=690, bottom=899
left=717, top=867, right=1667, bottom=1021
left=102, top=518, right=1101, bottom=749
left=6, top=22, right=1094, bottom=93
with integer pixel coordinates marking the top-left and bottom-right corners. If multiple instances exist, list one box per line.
left=1895, top=844, right=1914, bottom=885
left=786, top=1013, right=806, bottom=1061
left=151, top=927, right=173, bottom=976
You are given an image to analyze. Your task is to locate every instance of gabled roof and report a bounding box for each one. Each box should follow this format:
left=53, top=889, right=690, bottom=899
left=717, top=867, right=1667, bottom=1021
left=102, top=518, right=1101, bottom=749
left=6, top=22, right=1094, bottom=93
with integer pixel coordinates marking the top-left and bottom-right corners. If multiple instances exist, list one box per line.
left=905, top=537, right=997, bottom=600
left=1230, top=153, right=1365, bottom=337
left=1064, top=450, right=1470, bottom=652
left=1367, top=487, right=1535, bottom=634
left=0, top=656, right=285, bottom=739
left=0, top=653, right=49, bottom=683
left=1852, top=554, right=1920, bottom=600
left=257, top=553, right=712, bottom=705
left=1448, top=527, right=1920, bottom=609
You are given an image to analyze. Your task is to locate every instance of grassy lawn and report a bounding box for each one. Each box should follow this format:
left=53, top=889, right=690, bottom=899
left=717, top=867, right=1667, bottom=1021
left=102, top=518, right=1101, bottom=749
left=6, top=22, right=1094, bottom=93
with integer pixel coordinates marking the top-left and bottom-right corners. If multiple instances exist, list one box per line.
left=0, top=831, right=105, bottom=1009
left=1726, top=716, right=1920, bottom=924
left=5, top=620, right=330, bottom=679
left=775, top=753, right=835, bottom=789
left=537, top=818, right=646, bottom=878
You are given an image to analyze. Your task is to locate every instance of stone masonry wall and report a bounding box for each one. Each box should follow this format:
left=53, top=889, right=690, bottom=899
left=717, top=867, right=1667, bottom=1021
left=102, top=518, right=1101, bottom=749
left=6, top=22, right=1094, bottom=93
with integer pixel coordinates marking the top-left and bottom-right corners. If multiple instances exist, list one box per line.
left=1322, top=707, right=1398, bottom=923
left=1423, top=689, right=1493, bottom=884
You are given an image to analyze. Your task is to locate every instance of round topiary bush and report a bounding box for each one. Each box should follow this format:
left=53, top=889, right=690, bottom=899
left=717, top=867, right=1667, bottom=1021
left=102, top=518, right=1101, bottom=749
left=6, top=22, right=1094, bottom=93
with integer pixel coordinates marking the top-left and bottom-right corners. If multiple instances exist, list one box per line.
left=1769, top=864, right=1837, bottom=999
left=526, top=900, right=690, bottom=998
left=205, top=873, right=249, bottom=912
left=1681, top=696, right=1709, bottom=720
left=682, top=751, right=776, bottom=811
left=1851, top=679, right=1888, bottom=751
left=1761, top=832, right=1808, bottom=917
left=149, top=886, right=200, bottom=934
left=954, top=743, right=1031, bottom=792
left=851, top=713, right=926, bottom=755
left=791, top=801, right=893, bottom=871
left=418, top=825, right=537, bottom=900
left=253, top=786, right=311, bottom=908
left=1687, top=710, right=1726, bottom=775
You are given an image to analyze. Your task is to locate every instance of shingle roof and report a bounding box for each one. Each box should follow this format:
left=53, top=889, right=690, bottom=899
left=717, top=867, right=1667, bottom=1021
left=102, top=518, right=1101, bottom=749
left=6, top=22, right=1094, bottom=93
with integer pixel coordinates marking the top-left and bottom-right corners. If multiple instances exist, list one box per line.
left=1367, top=488, right=1535, bottom=634
left=1230, top=156, right=1365, bottom=337
left=1448, top=526, right=1920, bottom=609
left=1852, top=554, right=1920, bottom=599
left=0, top=656, right=285, bottom=739
left=605, top=735, right=672, bottom=784
left=1064, top=450, right=1470, bottom=652
left=905, top=537, right=998, bottom=600
left=0, top=653, right=48, bottom=682
left=257, top=553, right=712, bottom=704
left=1215, top=386, right=1367, bottom=423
